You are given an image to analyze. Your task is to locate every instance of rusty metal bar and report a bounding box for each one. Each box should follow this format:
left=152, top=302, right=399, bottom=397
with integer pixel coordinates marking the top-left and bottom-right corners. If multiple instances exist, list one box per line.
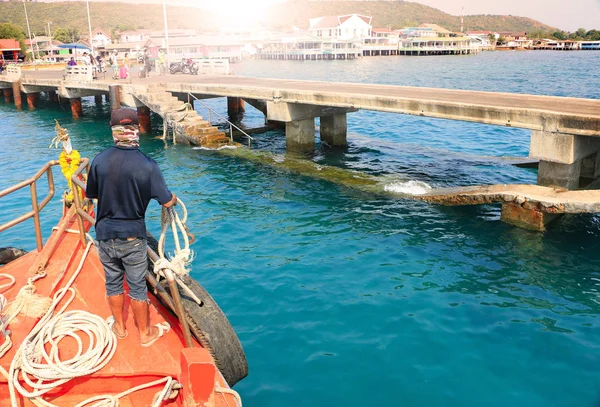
left=71, top=158, right=91, bottom=245
left=0, top=160, right=58, bottom=198
left=0, top=160, right=59, bottom=243
left=147, top=247, right=195, bottom=348
left=165, top=268, right=195, bottom=348
left=146, top=271, right=177, bottom=312
left=30, top=181, right=43, bottom=251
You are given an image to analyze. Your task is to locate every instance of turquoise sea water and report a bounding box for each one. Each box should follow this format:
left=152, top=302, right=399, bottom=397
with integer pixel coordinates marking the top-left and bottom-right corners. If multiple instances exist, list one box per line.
left=1, top=51, right=600, bottom=407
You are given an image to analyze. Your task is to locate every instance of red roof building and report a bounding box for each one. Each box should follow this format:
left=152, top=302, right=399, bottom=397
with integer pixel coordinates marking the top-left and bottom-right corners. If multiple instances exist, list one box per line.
left=0, top=39, right=21, bottom=61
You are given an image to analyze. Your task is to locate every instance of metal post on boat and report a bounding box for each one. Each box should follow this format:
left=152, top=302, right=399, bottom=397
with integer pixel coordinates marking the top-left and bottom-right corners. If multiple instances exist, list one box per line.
left=146, top=247, right=195, bottom=348
left=29, top=181, right=43, bottom=251
left=165, top=268, right=195, bottom=348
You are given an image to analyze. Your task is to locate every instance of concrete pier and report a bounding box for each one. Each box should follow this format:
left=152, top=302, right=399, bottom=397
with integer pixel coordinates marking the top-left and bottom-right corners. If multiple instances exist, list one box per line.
left=12, top=81, right=22, bottom=110
left=530, top=130, right=600, bottom=189
left=70, top=98, right=83, bottom=119
left=286, top=118, right=315, bottom=153
left=94, top=95, right=103, bottom=105
left=3, top=89, right=13, bottom=103
left=2, top=70, right=600, bottom=231
left=419, top=184, right=600, bottom=232
left=137, top=106, right=152, bottom=134
left=26, top=93, right=39, bottom=110
left=320, top=114, right=347, bottom=147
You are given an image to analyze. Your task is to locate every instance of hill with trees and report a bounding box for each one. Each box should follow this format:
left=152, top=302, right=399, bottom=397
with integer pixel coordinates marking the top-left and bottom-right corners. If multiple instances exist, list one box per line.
left=0, top=0, right=560, bottom=39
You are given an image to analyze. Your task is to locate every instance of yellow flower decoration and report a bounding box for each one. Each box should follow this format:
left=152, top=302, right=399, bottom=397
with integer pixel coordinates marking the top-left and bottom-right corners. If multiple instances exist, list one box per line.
left=59, top=149, right=81, bottom=202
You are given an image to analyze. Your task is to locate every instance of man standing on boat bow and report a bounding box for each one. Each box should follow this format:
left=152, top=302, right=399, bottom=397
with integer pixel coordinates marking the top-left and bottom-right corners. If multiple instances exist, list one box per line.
left=86, top=108, right=177, bottom=347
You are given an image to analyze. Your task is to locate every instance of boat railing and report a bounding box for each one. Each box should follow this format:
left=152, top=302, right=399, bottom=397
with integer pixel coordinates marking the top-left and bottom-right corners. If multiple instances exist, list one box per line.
left=0, top=160, right=59, bottom=251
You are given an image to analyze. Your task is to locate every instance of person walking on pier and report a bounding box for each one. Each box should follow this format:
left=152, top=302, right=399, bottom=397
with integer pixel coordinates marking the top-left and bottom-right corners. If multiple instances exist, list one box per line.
left=110, top=50, right=119, bottom=80
left=158, top=48, right=166, bottom=76
left=86, top=108, right=177, bottom=347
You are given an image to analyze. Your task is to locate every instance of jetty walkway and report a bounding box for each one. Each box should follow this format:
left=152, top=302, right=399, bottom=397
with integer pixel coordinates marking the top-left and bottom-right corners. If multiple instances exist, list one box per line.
left=2, top=66, right=600, bottom=231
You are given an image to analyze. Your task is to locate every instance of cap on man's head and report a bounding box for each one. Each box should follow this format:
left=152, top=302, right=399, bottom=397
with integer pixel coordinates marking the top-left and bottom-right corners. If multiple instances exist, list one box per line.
left=110, top=108, right=139, bottom=127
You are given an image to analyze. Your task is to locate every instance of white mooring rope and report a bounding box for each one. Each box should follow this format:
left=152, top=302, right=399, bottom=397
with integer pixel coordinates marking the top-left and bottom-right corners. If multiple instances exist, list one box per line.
left=0, top=238, right=179, bottom=407
left=153, top=198, right=203, bottom=306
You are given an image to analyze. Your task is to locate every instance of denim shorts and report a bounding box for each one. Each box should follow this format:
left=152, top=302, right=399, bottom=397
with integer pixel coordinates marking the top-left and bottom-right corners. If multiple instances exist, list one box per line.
left=98, top=237, right=148, bottom=302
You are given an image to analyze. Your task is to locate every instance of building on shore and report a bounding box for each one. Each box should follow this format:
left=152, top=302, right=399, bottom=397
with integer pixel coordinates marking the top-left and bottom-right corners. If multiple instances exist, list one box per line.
left=257, top=32, right=362, bottom=60
left=25, top=36, right=63, bottom=61
left=533, top=39, right=600, bottom=51
left=466, top=30, right=498, bottom=49
left=308, top=14, right=373, bottom=40
left=398, top=36, right=480, bottom=55
left=0, top=39, right=21, bottom=62
left=144, top=35, right=245, bottom=62
left=90, top=28, right=112, bottom=49
left=363, top=28, right=399, bottom=56
left=496, top=32, right=532, bottom=50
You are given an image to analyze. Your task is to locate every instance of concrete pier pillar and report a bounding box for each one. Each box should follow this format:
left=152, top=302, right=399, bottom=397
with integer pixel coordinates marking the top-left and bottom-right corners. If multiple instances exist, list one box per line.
left=104, top=94, right=110, bottom=103
left=320, top=114, right=347, bottom=147
left=286, top=118, right=315, bottom=153
left=137, top=105, right=152, bottom=135
left=109, top=85, right=121, bottom=111
left=48, top=90, right=58, bottom=103
left=537, top=160, right=582, bottom=190
left=3, top=88, right=13, bottom=103
left=94, top=94, right=103, bottom=105
left=70, top=98, right=83, bottom=119
left=26, top=92, right=39, bottom=110
left=530, top=131, right=600, bottom=190
left=12, top=81, right=22, bottom=110
left=227, top=97, right=245, bottom=115
left=501, top=202, right=558, bottom=232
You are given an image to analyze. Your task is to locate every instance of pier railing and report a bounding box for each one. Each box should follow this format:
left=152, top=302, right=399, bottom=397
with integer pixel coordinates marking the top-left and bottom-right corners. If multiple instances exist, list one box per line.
left=0, top=160, right=58, bottom=251
left=187, top=93, right=254, bottom=147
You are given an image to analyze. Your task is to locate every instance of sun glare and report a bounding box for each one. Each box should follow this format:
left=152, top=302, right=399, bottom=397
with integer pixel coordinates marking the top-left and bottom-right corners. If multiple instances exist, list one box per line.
left=201, top=0, right=282, bottom=30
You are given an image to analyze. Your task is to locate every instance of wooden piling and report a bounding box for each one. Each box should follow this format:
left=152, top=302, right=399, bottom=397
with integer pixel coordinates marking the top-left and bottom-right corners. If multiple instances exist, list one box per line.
left=70, top=98, right=83, bottom=119
left=3, top=89, right=13, bottom=103
left=227, top=97, right=245, bottom=116
left=26, top=93, right=39, bottom=110
left=137, top=105, right=152, bottom=134
left=109, top=85, right=121, bottom=111
left=12, top=81, right=22, bottom=110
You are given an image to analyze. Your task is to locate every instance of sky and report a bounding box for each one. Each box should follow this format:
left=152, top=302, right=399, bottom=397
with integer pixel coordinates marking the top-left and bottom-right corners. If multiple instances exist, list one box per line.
left=412, top=0, right=600, bottom=31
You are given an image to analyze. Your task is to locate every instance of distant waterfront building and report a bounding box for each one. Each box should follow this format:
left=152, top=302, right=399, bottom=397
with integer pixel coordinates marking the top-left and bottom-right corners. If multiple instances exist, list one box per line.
left=25, top=36, right=63, bottom=60
left=308, top=14, right=372, bottom=40
left=144, top=35, right=244, bottom=62
left=90, top=28, right=112, bottom=49
left=257, top=31, right=362, bottom=60
left=466, top=30, right=498, bottom=48
left=118, top=29, right=151, bottom=44
left=363, top=28, right=399, bottom=56
left=0, top=39, right=21, bottom=62
left=398, top=36, right=480, bottom=55
left=581, top=41, right=600, bottom=50
left=418, top=23, right=453, bottom=37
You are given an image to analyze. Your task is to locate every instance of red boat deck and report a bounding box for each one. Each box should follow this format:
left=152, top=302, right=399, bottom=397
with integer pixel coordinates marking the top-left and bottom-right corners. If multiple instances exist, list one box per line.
left=0, top=217, right=239, bottom=407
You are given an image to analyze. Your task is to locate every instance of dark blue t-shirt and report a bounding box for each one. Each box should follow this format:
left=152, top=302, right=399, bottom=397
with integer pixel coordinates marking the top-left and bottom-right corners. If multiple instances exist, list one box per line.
left=86, top=146, right=172, bottom=241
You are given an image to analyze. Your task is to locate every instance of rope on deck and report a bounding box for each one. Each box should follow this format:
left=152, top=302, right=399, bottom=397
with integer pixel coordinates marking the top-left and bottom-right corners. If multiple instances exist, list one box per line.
left=0, top=238, right=179, bottom=407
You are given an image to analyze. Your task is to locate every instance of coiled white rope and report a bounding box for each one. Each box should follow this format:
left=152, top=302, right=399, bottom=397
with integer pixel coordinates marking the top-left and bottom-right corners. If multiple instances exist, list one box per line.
left=0, top=273, right=17, bottom=360
left=1, top=239, right=178, bottom=407
left=153, top=198, right=203, bottom=306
